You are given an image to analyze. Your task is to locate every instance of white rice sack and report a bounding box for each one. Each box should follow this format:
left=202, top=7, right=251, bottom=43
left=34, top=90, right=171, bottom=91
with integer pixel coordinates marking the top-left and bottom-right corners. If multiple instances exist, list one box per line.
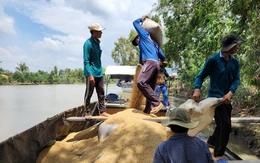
left=142, top=18, right=163, bottom=46
left=178, top=98, right=223, bottom=136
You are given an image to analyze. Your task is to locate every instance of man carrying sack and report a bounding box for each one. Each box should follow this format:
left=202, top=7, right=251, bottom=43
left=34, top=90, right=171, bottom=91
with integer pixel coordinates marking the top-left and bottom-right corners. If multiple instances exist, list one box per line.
left=132, top=15, right=166, bottom=114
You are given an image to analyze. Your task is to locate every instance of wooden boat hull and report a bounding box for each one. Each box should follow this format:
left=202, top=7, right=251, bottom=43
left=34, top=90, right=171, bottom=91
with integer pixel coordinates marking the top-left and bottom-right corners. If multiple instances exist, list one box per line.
left=0, top=101, right=257, bottom=163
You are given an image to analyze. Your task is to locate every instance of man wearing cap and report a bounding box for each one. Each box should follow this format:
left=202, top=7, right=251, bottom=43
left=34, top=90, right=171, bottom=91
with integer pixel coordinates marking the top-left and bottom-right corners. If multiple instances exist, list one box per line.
left=83, top=23, right=110, bottom=117
left=192, top=34, right=241, bottom=162
left=132, top=15, right=166, bottom=114
left=153, top=108, right=214, bottom=163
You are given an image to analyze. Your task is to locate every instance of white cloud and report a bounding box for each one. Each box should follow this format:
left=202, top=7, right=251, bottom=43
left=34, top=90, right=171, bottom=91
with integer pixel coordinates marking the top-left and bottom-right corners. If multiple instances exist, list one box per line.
left=0, top=47, right=11, bottom=57
left=0, top=0, right=158, bottom=72
left=67, top=57, right=77, bottom=62
left=7, top=45, right=20, bottom=53
left=31, top=37, right=64, bottom=52
left=0, top=47, right=30, bottom=71
left=0, top=6, right=16, bottom=35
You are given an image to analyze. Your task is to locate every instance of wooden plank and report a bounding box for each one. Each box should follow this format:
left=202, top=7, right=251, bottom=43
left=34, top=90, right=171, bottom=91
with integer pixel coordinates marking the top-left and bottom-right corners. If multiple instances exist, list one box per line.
left=142, top=117, right=167, bottom=122
left=66, top=116, right=108, bottom=122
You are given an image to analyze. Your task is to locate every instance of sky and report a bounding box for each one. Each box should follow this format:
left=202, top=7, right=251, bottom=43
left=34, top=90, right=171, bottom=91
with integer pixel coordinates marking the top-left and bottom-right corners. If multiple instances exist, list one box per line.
left=0, top=0, right=158, bottom=72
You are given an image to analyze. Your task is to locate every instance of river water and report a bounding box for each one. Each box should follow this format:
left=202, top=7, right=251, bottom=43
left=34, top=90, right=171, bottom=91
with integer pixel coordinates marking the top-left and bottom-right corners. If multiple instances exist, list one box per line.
left=0, top=84, right=122, bottom=142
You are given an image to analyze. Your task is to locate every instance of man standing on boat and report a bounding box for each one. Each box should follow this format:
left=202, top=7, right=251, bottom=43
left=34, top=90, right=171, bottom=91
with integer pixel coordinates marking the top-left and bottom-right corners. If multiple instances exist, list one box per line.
left=132, top=15, right=166, bottom=114
left=192, top=34, right=241, bottom=163
left=155, top=61, right=170, bottom=108
left=83, top=23, right=110, bottom=117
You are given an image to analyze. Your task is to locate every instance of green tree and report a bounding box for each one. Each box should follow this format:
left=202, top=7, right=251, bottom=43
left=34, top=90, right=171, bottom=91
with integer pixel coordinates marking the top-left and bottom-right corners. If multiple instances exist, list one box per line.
left=64, top=68, right=71, bottom=75
left=59, top=69, right=65, bottom=76
left=155, top=0, right=241, bottom=89
left=12, top=71, right=25, bottom=82
left=23, top=71, right=31, bottom=82
left=0, top=67, right=4, bottom=74
left=111, top=30, right=139, bottom=66
left=15, top=62, right=29, bottom=72
left=152, top=0, right=260, bottom=104
left=47, top=71, right=55, bottom=84
left=36, top=70, right=48, bottom=83
left=0, top=75, right=8, bottom=85
left=53, top=66, right=58, bottom=76
left=229, top=0, right=260, bottom=90
left=69, top=68, right=84, bottom=83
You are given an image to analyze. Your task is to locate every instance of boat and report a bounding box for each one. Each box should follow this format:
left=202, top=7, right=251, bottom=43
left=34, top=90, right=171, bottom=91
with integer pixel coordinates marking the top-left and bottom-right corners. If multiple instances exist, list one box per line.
left=0, top=102, right=166, bottom=163
left=105, top=66, right=174, bottom=93
left=105, top=65, right=136, bottom=93
left=1, top=97, right=259, bottom=162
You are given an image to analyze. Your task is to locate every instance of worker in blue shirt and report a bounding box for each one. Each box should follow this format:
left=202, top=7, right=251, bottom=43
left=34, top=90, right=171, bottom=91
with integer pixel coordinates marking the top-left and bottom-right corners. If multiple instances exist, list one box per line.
left=132, top=15, right=166, bottom=114
left=192, top=34, right=241, bottom=163
left=155, top=61, right=170, bottom=108
left=153, top=108, right=214, bottom=163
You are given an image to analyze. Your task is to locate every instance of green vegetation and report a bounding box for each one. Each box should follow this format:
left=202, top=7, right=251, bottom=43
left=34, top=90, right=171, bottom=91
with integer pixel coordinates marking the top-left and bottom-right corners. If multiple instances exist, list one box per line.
left=153, top=0, right=260, bottom=111
left=0, top=63, right=86, bottom=85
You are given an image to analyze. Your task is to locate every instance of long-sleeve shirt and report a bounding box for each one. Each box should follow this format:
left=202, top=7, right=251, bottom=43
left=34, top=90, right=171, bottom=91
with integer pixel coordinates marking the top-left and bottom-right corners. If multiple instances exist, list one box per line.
left=83, top=36, right=104, bottom=78
left=153, top=133, right=214, bottom=163
left=194, top=51, right=240, bottom=98
left=133, top=18, right=166, bottom=63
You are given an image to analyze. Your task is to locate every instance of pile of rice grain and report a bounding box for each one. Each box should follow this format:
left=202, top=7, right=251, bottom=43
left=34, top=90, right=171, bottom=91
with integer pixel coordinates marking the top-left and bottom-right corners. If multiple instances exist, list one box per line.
left=36, top=109, right=171, bottom=163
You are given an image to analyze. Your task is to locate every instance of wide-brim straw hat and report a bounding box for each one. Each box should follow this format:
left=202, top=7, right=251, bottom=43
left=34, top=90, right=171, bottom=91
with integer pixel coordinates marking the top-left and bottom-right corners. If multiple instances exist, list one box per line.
left=161, top=108, right=199, bottom=129
left=221, top=34, right=242, bottom=52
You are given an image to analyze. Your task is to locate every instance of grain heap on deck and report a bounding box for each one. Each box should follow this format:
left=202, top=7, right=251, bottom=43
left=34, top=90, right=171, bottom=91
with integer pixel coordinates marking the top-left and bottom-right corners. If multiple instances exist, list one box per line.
left=36, top=109, right=171, bottom=163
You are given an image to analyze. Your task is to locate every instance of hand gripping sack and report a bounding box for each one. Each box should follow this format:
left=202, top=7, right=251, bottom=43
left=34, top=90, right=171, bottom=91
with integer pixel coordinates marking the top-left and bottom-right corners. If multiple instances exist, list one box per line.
left=178, top=98, right=223, bottom=136
left=142, top=18, right=163, bottom=46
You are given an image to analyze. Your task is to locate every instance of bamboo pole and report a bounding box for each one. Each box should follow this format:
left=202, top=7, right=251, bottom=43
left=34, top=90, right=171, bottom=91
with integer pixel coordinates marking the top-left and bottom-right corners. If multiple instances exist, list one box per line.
left=144, top=117, right=260, bottom=123
left=223, top=117, right=260, bottom=123
left=66, top=116, right=108, bottom=122
left=66, top=116, right=260, bottom=123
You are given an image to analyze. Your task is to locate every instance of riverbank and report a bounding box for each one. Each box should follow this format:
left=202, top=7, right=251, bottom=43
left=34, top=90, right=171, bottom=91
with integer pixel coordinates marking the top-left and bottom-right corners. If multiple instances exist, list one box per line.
left=230, top=97, right=260, bottom=158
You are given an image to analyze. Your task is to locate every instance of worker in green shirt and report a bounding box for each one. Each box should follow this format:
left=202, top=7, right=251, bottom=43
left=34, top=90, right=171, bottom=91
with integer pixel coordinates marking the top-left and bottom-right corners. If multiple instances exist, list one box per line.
left=83, top=23, right=110, bottom=118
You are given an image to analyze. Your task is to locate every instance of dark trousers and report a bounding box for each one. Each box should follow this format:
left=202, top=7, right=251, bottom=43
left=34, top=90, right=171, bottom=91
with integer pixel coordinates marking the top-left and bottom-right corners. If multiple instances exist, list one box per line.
left=207, top=103, right=232, bottom=157
left=137, top=60, right=161, bottom=113
left=84, top=76, right=105, bottom=114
